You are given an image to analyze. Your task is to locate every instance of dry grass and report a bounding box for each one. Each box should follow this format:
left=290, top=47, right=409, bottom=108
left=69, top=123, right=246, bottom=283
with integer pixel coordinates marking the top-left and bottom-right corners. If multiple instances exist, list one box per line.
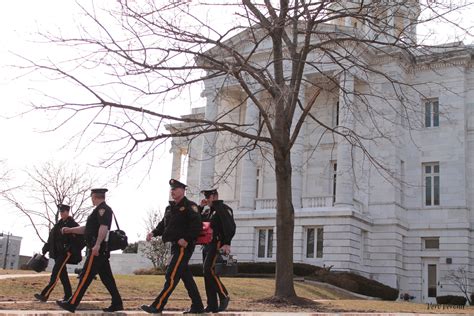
left=0, top=274, right=473, bottom=313
left=0, top=269, right=48, bottom=275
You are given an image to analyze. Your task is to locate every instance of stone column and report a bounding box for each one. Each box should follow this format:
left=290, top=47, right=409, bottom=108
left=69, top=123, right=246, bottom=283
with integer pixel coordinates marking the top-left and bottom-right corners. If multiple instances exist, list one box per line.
left=199, top=90, right=218, bottom=190
left=335, top=72, right=355, bottom=208
left=239, top=95, right=259, bottom=211
left=170, top=141, right=183, bottom=180
left=291, top=87, right=306, bottom=209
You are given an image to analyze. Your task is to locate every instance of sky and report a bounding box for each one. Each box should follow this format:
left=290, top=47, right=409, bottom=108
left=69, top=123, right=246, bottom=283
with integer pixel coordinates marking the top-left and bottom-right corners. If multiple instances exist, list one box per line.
left=0, top=0, right=473, bottom=257
left=0, top=0, right=185, bottom=256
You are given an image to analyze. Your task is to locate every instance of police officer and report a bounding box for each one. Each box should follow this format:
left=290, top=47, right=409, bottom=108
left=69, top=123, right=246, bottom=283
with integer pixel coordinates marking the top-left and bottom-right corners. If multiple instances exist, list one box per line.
left=57, top=188, right=123, bottom=313
left=199, top=188, right=235, bottom=313
left=34, top=204, right=79, bottom=303
left=141, top=179, right=204, bottom=314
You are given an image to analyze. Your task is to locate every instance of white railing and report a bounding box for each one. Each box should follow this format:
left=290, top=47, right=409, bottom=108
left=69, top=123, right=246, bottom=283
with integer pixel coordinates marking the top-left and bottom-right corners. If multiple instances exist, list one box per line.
left=255, top=198, right=277, bottom=210
left=302, top=196, right=334, bottom=208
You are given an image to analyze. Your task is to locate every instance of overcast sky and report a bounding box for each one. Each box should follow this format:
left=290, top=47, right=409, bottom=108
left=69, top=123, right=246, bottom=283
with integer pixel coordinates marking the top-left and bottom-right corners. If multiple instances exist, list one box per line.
left=0, top=0, right=185, bottom=256
left=1, top=0, right=473, bottom=257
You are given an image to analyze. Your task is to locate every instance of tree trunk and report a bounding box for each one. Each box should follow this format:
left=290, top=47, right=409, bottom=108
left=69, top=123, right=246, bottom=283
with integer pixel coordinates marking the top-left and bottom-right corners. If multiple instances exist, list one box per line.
left=273, top=140, right=297, bottom=299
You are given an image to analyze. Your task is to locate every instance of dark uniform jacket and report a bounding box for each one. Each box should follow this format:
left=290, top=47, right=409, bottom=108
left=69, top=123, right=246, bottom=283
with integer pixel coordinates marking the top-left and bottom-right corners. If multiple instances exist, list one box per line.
left=202, top=200, right=236, bottom=245
left=152, top=197, right=202, bottom=243
left=42, top=216, right=80, bottom=259
left=84, top=201, right=113, bottom=251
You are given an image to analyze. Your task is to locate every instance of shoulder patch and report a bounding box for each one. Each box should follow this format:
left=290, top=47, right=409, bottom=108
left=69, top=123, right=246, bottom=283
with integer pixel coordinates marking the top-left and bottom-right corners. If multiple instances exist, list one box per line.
left=226, top=208, right=233, bottom=217
left=192, top=205, right=199, bottom=213
left=98, top=209, right=105, bottom=216
left=179, top=206, right=185, bottom=212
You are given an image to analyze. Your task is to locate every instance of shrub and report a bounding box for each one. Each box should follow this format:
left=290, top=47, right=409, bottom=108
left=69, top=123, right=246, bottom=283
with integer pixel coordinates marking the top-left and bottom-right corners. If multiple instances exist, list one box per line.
left=187, top=262, right=321, bottom=277
left=471, top=293, right=474, bottom=305
left=134, top=267, right=165, bottom=275
left=436, top=295, right=466, bottom=306
left=308, top=270, right=399, bottom=301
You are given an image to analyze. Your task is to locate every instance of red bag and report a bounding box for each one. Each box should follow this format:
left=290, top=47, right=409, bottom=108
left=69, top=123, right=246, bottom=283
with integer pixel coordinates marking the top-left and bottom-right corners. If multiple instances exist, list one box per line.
left=196, top=221, right=213, bottom=245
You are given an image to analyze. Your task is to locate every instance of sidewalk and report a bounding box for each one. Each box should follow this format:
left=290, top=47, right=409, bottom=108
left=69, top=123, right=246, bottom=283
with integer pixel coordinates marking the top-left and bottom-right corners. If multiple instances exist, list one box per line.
left=0, top=273, right=50, bottom=280
left=0, top=311, right=469, bottom=316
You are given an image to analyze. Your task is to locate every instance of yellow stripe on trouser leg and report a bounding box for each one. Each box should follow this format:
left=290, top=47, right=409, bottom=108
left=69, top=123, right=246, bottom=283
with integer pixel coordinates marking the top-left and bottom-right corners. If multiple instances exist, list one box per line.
left=211, top=241, right=227, bottom=297
left=44, top=252, right=72, bottom=299
left=70, top=254, right=94, bottom=305
left=155, top=246, right=185, bottom=310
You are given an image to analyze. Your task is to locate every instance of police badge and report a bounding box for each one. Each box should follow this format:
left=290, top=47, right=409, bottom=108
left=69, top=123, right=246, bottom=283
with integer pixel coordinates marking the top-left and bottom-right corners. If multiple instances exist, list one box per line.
left=179, top=206, right=185, bottom=211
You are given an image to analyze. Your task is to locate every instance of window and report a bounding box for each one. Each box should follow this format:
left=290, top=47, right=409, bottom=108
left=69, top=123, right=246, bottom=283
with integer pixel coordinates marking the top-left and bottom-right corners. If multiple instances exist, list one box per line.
left=360, top=230, right=369, bottom=262
left=423, top=237, right=439, bottom=250
left=400, top=160, right=405, bottom=206
left=257, top=228, right=273, bottom=258
left=256, top=168, right=263, bottom=198
left=423, top=163, right=440, bottom=206
left=424, top=98, right=439, bottom=127
left=331, top=162, right=337, bottom=205
left=305, top=227, right=324, bottom=258
left=333, top=101, right=340, bottom=127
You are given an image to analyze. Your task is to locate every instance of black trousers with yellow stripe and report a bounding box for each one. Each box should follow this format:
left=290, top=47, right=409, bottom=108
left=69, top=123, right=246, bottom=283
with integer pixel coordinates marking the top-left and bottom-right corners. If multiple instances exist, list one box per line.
left=40, top=252, right=72, bottom=300
left=203, top=241, right=229, bottom=310
left=151, top=242, right=203, bottom=311
left=67, top=250, right=122, bottom=308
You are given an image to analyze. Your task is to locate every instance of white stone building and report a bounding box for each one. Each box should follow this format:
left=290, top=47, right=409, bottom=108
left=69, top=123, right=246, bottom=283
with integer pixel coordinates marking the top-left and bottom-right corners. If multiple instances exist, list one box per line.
left=167, top=1, right=474, bottom=303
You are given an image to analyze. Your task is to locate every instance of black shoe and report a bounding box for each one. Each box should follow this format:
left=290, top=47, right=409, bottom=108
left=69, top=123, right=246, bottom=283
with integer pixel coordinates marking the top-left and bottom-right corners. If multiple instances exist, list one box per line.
left=140, top=305, right=161, bottom=314
left=204, top=306, right=218, bottom=313
left=183, top=308, right=205, bottom=314
left=56, top=300, right=76, bottom=313
left=103, top=305, right=124, bottom=312
left=34, top=293, right=47, bottom=302
left=218, top=297, right=230, bottom=312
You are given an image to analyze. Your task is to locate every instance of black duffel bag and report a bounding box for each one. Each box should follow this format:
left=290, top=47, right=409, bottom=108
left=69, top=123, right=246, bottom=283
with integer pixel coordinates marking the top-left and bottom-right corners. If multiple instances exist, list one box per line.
left=107, top=213, right=128, bottom=251
left=27, top=253, right=49, bottom=272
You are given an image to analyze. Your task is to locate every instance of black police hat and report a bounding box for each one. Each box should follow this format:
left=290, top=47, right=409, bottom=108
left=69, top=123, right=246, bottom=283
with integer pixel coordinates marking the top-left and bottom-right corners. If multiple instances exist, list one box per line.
left=57, top=204, right=70, bottom=212
left=169, top=179, right=187, bottom=189
left=91, top=188, right=108, bottom=194
left=200, top=189, right=218, bottom=198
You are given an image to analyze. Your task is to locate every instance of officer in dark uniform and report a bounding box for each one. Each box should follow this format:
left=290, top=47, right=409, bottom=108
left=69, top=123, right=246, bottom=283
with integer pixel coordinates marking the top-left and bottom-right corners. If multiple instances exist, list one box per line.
left=57, top=188, right=123, bottom=313
left=34, top=204, right=79, bottom=303
left=141, top=179, right=204, bottom=314
left=199, top=188, right=235, bottom=313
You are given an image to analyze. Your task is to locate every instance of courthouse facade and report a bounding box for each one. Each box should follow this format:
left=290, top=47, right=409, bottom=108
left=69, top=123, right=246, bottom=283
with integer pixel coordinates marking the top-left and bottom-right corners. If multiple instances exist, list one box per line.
left=167, top=1, right=474, bottom=303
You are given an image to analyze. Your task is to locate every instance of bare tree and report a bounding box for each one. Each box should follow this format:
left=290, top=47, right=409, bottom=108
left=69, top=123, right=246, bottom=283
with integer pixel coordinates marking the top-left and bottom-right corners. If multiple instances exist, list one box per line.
left=22, top=0, right=473, bottom=299
left=2, top=162, right=95, bottom=243
left=143, top=209, right=170, bottom=271
left=0, top=160, right=14, bottom=195
left=445, top=267, right=472, bottom=305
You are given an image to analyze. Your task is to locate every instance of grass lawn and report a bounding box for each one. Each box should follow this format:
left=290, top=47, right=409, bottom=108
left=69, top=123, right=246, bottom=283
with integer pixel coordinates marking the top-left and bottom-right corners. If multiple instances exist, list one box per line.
left=0, top=274, right=473, bottom=313
left=0, top=269, right=49, bottom=275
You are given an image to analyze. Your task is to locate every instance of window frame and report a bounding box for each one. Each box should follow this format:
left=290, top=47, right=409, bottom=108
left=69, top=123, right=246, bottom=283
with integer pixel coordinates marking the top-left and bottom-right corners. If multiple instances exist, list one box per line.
left=304, top=226, right=324, bottom=259
left=422, top=237, right=440, bottom=250
left=424, top=98, right=439, bottom=128
left=256, top=227, right=274, bottom=260
left=423, top=162, right=440, bottom=207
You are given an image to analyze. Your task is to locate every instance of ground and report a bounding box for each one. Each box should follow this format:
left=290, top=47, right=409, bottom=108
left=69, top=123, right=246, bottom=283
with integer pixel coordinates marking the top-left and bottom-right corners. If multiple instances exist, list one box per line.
left=0, top=271, right=472, bottom=314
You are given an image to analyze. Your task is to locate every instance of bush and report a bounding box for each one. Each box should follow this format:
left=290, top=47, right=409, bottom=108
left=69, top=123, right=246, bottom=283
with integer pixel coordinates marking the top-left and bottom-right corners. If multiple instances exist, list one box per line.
left=436, top=295, right=467, bottom=306
left=307, top=270, right=399, bottom=301
left=471, top=293, right=474, bottom=305
left=188, top=262, right=321, bottom=277
left=134, top=267, right=165, bottom=275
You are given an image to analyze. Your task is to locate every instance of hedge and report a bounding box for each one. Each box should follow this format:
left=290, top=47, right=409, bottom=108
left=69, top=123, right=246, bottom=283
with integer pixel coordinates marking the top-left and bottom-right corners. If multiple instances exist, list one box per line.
left=436, top=295, right=467, bottom=306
